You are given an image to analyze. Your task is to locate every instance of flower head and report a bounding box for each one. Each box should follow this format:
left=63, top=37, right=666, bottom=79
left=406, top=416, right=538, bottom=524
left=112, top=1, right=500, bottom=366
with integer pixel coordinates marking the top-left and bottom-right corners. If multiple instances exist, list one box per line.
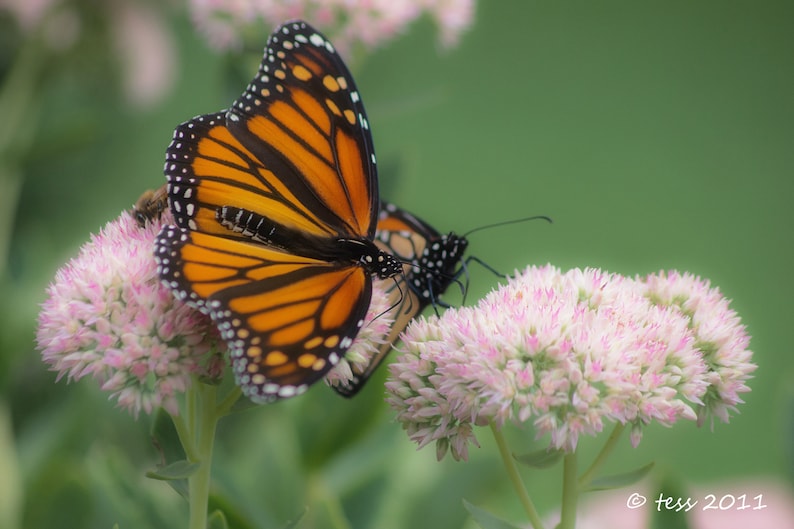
left=36, top=210, right=225, bottom=417
left=386, top=265, right=754, bottom=461
left=642, top=270, right=755, bottom=427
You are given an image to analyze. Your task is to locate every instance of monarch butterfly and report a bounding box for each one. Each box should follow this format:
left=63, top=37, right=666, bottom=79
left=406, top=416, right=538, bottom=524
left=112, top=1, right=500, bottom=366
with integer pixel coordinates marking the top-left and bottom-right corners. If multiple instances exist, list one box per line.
left=134, top=182, right=463, bottom=395
left=135, top=182, right=465, bottom=397
left=331, top=202, right=468, bottom=397
left=153, top=20, right=403, bottom=403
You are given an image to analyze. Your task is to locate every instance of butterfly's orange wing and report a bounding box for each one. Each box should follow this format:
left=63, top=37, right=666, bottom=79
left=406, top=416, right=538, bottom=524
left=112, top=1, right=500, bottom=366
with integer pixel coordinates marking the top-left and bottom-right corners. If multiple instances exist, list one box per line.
left=155, top=21, right=397, bottom=402
left=157, top=227, right=370, bottom=400
left=166, top=23, right=376, bottom=242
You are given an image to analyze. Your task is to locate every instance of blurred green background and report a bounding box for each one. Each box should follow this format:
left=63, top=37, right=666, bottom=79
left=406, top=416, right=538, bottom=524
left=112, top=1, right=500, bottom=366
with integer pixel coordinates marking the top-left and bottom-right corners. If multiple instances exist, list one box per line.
left=2, top=1, right=792, bottom=528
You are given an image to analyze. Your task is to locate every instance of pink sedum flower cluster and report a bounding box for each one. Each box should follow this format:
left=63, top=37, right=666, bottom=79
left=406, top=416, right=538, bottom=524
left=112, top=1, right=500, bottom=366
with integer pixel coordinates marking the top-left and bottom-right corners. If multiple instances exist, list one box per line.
left=386, top=265, right=755, bottom=461
left=188, top=0, right=475, bottom=54
left=643, top=270, right=754, bottom=427
left=36, top=210, right=225, bottom=417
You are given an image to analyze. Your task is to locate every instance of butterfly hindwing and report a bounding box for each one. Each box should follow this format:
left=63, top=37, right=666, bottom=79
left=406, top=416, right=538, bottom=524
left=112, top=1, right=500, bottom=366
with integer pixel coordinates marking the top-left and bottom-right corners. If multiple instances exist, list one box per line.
left=156, top=226, right=372, bottom=400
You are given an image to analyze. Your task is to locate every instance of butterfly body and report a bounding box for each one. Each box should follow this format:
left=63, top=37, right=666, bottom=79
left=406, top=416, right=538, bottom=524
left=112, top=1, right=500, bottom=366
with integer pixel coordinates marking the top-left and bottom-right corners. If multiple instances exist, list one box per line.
left=154, top=21, right=401, bottom=402
left=216, top=205, right=400, bottom=278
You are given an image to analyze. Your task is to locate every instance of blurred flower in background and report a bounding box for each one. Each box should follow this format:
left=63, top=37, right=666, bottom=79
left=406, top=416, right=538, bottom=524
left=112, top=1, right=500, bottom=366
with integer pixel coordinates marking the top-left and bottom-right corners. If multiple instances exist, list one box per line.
left=188, top=0, right=475, bottom=55
left=0, top=0, right=176, bottom=106
left=0, top=0, right=178, bottom=283
left=109, top=2, right=177, bottom=108
left=0, top=0, right=69, bottom=35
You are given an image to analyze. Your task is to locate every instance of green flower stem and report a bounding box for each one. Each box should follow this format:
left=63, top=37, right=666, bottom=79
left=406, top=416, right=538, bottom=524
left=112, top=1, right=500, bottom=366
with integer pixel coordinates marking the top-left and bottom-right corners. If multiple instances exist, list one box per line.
left=489, top=423, right=545, bottom=529
left=558, top=452, right=578, bottom=529
left=578, top=422, right=625, bottom=489
left=170, top=377, right=239, bottom=529
left=185, top=381, right=221, bottom=529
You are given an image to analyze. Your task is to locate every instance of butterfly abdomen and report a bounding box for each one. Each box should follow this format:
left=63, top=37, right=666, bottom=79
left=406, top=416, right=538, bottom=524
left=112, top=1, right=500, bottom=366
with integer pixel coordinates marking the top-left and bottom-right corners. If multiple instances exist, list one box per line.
left=217, top=206, right=280, bottom=245
left=217, top=205, right=401, bottom=279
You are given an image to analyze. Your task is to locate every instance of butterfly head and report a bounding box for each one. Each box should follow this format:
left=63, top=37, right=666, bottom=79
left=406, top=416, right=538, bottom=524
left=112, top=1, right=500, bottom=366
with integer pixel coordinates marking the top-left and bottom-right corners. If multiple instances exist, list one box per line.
left=360, top=246, right=403, bottom=280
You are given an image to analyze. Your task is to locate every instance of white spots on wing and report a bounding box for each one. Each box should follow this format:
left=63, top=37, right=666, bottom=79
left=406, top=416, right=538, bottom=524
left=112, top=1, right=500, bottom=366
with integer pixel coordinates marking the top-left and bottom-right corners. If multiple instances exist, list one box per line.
left=309, top=33, right=324, bottom=47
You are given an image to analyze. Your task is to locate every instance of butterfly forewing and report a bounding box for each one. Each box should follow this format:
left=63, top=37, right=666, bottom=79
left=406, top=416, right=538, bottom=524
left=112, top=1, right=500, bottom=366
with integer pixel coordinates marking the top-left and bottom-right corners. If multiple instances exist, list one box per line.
left=166, top=112, right=333, bottom=240
left=227, top=21, right=377, bottom=239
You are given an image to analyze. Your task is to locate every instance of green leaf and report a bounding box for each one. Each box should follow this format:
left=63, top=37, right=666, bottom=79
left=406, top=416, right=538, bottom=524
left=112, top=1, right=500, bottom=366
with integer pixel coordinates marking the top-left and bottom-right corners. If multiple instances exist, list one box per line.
left=145, top=460, right=200, bottom=481
left=583, top=462, right=655, bottom=491
left=164, top=479, right=189, bottom=500
left=207, top=510, right=229, bottom=529
left=149, top=408, right=184, bottom=465
left=463, top=499, right=523, bottom=529
left=207, top=490, right=259, bottom=529
left=513, top=448, right=563, bottom=468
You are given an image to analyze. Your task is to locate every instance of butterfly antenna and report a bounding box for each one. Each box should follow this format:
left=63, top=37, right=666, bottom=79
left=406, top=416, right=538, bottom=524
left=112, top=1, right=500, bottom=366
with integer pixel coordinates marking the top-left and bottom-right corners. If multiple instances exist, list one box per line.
left=462, top=214, right=552, bottom=238
left=456, top=213, right=552, bottom=301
